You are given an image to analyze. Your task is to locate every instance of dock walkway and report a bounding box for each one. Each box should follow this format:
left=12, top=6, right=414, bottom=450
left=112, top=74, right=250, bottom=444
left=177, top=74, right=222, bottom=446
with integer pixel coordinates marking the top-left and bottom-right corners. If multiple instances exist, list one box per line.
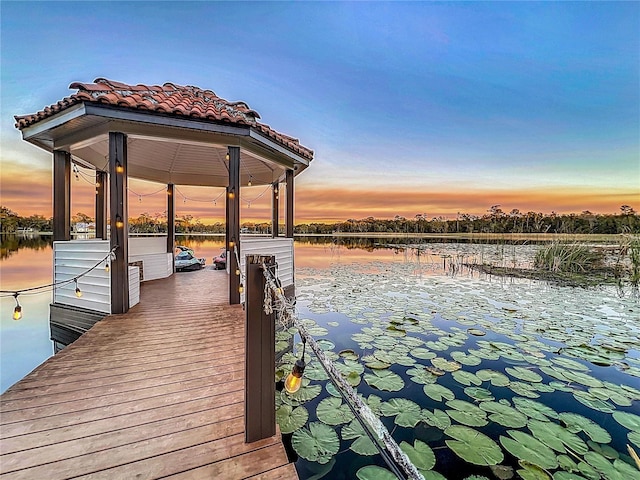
left=0, top=268, right=297, bottom=479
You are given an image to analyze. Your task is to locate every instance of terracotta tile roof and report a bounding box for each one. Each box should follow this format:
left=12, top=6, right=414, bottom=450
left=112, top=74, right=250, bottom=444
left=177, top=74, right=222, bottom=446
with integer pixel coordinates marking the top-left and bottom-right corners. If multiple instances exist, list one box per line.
left=14, top=78, right=313, bottom=160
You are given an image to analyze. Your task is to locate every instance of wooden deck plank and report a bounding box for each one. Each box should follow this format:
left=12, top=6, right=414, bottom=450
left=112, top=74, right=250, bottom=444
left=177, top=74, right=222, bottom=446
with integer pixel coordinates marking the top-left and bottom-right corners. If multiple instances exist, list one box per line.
left=0, top=268, right=297, bottom=480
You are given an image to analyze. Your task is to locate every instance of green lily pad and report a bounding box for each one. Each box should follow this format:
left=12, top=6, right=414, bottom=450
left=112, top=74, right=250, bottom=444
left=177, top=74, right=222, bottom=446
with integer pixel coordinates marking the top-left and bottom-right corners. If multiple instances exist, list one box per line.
left=479, top=401, right=528, bottom=428
left=584, top=451, right=639, bottom=480
left=629, top=430, right=640, bottom=448
left=517, top=462, right=552, bottom=480
left=422, top=408, right=451, bottom=430
left=572, top=391, right=615, bottom=413
left=452, top=370, right=482, bottom=386
left=341, top=419, right=378, bottom=456
left=509, top=381, right=540, bottom=399
left=276, top=404, right=309, bottom=434
left=316, top=397, right=355, bottom=426
left=612, top=411, right=640, bottom=432
left=558, top=412, right=612, bottom=443
left=528, top=419, right=588, bottom=455
left=446, top=400, right=488, bottom=427
left=364, top=369, right=404, bottom=391
left=399, top=439, right=436, bottom=472
left=512, top=397, right=558, bottom=421
left=411, top=347, right=437, bottom=360
left=500, top=430, right=558, bottom=470
left=380, top=398, right=422, bottom=428
left=467, top=328, right=486, bottom=336
left=505, top=366, right=543, bottom=383
left=464, top=386, right=494, bottom=402
left=431, top=357, right=462, bottom=372
left=445, top=425, right=504, bottom=466
left=407, top=367, right=439, bottom=385
left=356, top=465, right=397, bottom=480
left=292, top=421, right=340, bottom=464
left=451, top=351, right=482, bottom=366
left=339, top=349, right=359, bottom=360
left=423, top=383, right=455, bottom=402
left=305, top=362, right=330, bottom=381
left=283, top=384, right=322, bottom=406
left=476, top=369, right=511, bottom=387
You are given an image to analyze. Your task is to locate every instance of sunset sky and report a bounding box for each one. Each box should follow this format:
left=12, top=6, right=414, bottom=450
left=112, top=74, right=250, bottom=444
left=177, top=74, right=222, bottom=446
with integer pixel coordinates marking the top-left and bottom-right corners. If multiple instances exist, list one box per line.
left=1, top=2, right=638, bottom=224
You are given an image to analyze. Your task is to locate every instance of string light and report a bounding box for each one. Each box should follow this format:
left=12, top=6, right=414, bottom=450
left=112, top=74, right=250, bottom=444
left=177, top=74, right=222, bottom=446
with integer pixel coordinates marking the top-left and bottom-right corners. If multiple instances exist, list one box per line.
left=115, top=161, right=124, bottom=174
left=235, top=268, right=241, bottom=276
left=228, top=189, right=235, bottom=200
left=248, top=175, right=253, bottom=187
left=238, top=283, right=244, bottom=294
left=115, top=215, right=124, bottom=229
left=285, top=336, right=306, bottom=394
left=1, top=246, right=119, bottom=321
left=225, top=152, right=230, bottom=161
left=167, top=187, right=172, bottom=195
left=74, top=279, right=83, bottom=298
left=12, top=294, right=22, bottom=321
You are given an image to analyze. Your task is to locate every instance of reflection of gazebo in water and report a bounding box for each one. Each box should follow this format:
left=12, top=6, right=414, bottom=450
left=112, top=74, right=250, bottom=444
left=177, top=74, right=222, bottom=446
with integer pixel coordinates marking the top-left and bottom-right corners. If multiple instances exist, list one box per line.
left=15, top=78, right=313, bottom=318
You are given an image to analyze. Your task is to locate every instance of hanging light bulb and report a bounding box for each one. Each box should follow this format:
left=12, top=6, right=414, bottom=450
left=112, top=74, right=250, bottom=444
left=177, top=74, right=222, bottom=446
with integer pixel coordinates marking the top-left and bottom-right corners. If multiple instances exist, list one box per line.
left=115, top=161, right=124, bottom=174
left=96, top=181, right=101, bottom=188
left=238, top=283, right=244, bottom=294
left=235, top=268, right=240, bottom=276
left=229, top=240, right=235, bottom=249
left=284, top=337, right=306, bottom=394
left=228, top=189, right=235, bottom=199
left=167, top=187, right=172, bottom=196
left=74, top=279, right=83, bottom=298
left=248, top=176, right=253, bottom=187
left=115, top=215, right=124, bottom=229
left=225, top=152, right=230, bottom=161
left=12, top=294, right=22, bottom=321
left=105, top=261, right=110, bottom=273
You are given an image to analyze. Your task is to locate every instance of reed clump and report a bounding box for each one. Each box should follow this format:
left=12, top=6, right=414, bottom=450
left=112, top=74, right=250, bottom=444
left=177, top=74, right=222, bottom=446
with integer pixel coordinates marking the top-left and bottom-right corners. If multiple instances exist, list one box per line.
left=534, top=243, right=604, bottom=273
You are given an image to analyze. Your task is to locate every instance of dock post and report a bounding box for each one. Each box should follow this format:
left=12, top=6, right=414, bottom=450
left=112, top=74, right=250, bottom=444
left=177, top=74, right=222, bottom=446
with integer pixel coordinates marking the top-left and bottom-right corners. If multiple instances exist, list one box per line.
left=245, top=255, right=276, bottom=443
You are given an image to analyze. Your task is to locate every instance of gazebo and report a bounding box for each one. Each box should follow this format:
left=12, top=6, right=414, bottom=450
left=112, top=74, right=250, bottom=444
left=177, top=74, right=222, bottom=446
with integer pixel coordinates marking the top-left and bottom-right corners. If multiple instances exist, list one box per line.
left=15, top=78, right=313, bottom=315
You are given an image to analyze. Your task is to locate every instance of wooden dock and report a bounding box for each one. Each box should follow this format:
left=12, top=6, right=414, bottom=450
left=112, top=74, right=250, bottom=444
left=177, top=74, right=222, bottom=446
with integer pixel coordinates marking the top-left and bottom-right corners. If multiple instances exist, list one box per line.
left=0, top=268, right=298, bottom=480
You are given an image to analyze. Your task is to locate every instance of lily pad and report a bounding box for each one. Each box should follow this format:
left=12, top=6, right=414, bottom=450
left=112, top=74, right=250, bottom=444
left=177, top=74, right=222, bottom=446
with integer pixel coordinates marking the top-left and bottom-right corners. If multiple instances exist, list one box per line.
left=283, top=384, right=322, bottom=406
left=464, top=386, right=494, bottom=402
left=380, top=398, right=422, bottom=428
left=341, top=419, right=378, bottom=456
left=292, top=421, right=340, bottom=464
left=356, top=465, right=397, bottom=480
left=499, top=430, right=558, bottom=470
left=422, top=408, right=452, bottom=430
left=558, top=412, right=611, bottom=443
left=339, top=349, right=359, bottom=361
left=476, top=369, right=511, bottom=387
left=276, top=404, right=309, bottom=434
left=411, top=347, right=437, bottom=360
left=452, top=370, right=482, bottom=386
left=479, top=401, right=528, bottom=428
left=612, top=411, right=640, bottom=432
left=423, top=383, right=455, bottom=402
left=316, top=397, right=355, bottom=426
left=400, top=439, right=436, bottom=472
left=445, top=425, right=504, bottom=466
left=505, top=366, right=543, bottom=383
left=446, top=400, right=488, bottom=427
left=431, top=357, right=462, bottom=372
left=364, top=369, right=404, bottom=391
left=407, top=367, right=439, bottom=385
left=512, top=397, right=558, bottom=421
left=528, top=419, right=588, bottom=455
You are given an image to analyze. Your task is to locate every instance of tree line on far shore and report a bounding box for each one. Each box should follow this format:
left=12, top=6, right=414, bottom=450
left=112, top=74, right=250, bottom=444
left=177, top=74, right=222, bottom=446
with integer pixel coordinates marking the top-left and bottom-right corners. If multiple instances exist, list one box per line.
left=1, top=204, right=638, bottom=235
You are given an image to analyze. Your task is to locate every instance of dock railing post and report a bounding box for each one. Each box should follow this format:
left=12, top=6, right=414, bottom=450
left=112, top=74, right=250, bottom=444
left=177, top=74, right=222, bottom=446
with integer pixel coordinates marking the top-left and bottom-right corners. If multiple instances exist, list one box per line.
left=245, top=255, right=276, bottom=443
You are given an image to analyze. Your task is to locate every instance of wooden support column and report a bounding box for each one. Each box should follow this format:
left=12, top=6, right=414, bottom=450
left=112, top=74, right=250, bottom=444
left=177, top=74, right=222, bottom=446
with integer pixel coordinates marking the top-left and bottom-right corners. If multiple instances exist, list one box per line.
left=167, top=183, right=175, bottom=257
left=109, top=132, right=129, bottom=314
left=227, top=146, right=240, bottom=305
left=285, top=169, right=294, bottom=238
left=95, top=171, right=107, bottom=239
left=53, top=150, right=71, bottom=241
left=271, top=183, right=279, bottom=237
left=245, top=255, right=276, bottom=443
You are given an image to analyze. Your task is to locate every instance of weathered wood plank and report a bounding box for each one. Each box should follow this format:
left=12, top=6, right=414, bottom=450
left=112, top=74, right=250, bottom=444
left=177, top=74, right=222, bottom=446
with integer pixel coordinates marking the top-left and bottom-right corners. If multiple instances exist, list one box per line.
left=0, top=268, right=296, bottom=480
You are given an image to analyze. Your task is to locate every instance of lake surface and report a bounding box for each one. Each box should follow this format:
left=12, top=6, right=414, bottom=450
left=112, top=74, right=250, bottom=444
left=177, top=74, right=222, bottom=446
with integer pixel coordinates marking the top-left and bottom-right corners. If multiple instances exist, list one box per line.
left=1, top=234, right=639, bottom=480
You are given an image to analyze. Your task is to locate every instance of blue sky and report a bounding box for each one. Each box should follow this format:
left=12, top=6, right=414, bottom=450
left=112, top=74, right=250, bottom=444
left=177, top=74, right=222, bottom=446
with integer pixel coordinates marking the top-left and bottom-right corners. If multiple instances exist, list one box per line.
left=1, top=1, right=638, bottom=220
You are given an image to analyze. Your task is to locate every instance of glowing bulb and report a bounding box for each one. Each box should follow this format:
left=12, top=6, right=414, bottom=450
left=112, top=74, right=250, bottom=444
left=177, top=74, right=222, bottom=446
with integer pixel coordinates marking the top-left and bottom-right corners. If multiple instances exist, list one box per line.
left=248, top=177, right=253, bottom=187
left=274, top=186, right=279, bottom=194
left=75, top=287, right=83, bottom=298
left=13, top=305, right=22, bottom=321
left=167, top=188, right=172, bottom=195
left=284, top=360, right=305, bottom=394
left=235, top=268, right=240, bottom=276
left=238, top=283, right=244, bottom=294
left=115, top=215, right=124, bottom=228
left=115, top=162, right=124, bottom=174
left=105, top=262, right=110, bottom=273
left=228, top=190, right=235, bottom=199
left=225, top=152, right=230, bottom=161
left=96, top=181, right=101, bottom=188
left=229, top=241, right=235, bottom=248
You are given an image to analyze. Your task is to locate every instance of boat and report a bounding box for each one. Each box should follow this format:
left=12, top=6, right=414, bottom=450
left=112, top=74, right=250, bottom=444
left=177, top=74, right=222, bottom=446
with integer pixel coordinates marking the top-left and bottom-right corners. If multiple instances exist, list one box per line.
left=175, top=247, right=206, bottom=271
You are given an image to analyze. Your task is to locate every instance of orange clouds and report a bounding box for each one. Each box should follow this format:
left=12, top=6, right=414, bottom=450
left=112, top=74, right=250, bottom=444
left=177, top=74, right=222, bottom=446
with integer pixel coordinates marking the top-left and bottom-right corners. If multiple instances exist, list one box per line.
left=1, top=162, right=636, bottom=223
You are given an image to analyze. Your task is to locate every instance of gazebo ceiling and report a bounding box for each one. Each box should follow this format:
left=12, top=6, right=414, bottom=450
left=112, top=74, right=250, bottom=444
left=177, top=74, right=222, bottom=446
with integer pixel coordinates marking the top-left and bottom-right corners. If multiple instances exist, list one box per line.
left=14, top=78, right=313, bottom=187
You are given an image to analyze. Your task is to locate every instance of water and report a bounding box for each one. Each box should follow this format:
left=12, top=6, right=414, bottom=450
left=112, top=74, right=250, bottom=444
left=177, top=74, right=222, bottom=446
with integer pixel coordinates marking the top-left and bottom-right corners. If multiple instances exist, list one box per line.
left=2, top=234, right=639, bottom=480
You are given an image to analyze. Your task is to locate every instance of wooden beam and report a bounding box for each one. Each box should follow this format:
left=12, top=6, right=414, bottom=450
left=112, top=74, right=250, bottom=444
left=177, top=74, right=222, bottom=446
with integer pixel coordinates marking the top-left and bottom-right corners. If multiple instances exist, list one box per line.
left=53, top=150, right=71, bottom=241
left=95, top=171, right=107, bottom=239
left=271, top=183, right=279, bottom=238
left=167, top=184, right=175, bottom=259
left=285, top=169, right=294, bottom=238
left=109, top=132, right=129, bottom=314
left=227, top=146, right=240, bottom=305
left=245, top=256, right=276, bottom=443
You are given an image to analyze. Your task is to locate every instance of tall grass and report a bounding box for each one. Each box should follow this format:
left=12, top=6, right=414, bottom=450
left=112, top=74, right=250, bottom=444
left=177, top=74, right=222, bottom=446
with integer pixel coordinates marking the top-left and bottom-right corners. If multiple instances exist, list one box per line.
left=534, top=243, right=604, bottom=273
